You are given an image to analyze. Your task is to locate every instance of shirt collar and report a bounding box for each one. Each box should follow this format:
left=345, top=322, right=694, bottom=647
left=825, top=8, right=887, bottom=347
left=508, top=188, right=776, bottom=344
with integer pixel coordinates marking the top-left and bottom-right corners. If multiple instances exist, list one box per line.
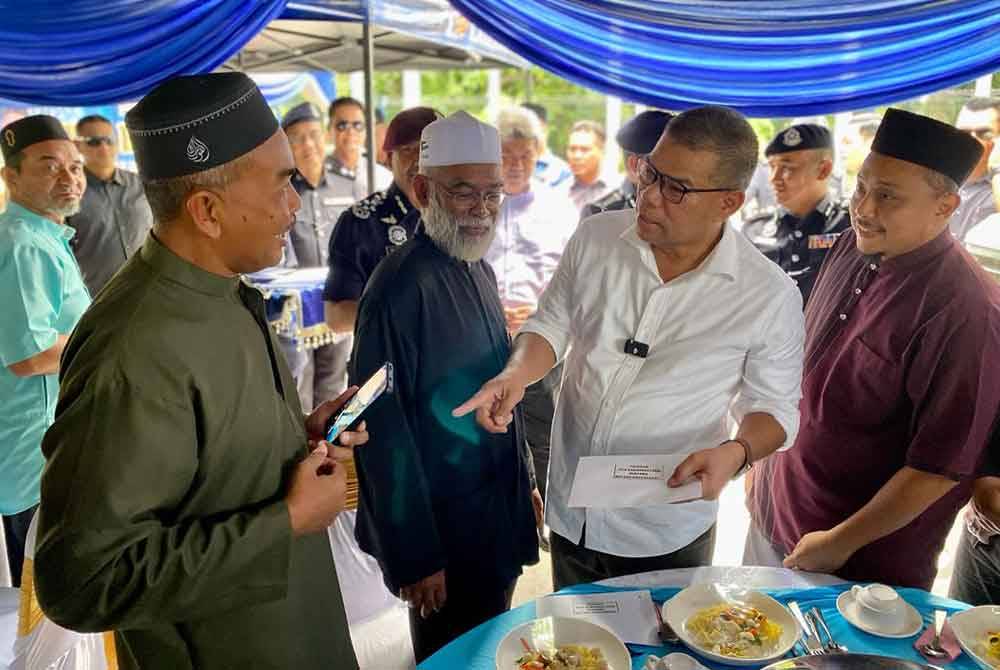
left=139, top=233, right=242, bottom=298
left=292, top=168, right=328, bottom=190
left=878, top=227, right=955, bottom=274
left=85, top=167, right=124, bottom=186
left=5, top=201, right=75, bottom=241
left=777, top=192, right=834, bottom=222
left=620, top=217, right=739, bottom=282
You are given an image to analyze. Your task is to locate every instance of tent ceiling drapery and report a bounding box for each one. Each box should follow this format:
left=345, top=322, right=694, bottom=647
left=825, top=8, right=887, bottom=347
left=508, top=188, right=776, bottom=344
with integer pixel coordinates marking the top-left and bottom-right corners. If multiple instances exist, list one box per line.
left=3, top=1, right=1000, bottom=111
left=447, top=0, right=1000, bottom=116
left=0, top=0, right=525, bottom=106
left=0, top=0, right=288, bottom=105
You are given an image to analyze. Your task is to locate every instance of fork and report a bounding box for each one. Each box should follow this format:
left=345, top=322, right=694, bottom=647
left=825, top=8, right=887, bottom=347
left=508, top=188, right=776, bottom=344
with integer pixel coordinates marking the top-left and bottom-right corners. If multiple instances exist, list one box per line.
left=808, top=608, right=847, bottom=654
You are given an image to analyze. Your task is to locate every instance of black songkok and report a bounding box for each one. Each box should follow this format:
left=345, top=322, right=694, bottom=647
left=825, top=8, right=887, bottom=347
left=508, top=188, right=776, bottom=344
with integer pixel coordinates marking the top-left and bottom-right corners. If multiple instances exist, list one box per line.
left=126, top=73, right=278, bottom=181
left=872, top=108, right=984, bottom=186
left=765, top=124, right=832, bottom=157
left=617, top=111, right=673, bottom=155
left=1, top=115, right=70, bottom=162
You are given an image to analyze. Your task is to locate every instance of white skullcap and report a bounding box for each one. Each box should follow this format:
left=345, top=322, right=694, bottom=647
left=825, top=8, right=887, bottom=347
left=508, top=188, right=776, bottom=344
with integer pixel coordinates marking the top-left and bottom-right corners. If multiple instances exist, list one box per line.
left=419, top=110, right=501, bottom=169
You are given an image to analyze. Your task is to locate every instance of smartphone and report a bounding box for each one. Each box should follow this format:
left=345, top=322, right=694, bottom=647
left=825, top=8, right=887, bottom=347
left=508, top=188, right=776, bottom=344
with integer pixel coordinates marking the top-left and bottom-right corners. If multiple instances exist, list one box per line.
left=324, top=362, right=393, bottom=443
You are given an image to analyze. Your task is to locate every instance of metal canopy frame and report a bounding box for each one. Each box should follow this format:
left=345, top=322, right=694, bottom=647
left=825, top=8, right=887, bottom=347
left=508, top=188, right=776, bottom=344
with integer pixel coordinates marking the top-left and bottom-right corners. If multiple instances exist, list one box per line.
left=226, top=15, right=522, bottom=192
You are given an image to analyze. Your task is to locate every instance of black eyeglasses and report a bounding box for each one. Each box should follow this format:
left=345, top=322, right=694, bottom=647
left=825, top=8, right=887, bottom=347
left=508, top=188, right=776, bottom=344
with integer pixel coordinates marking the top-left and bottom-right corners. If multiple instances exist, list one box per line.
left=79, top=136, right=114, bottom=147
left=637, top=156, right=735, bottom=204
left=428, top=178, right=504, bottom=208
left=334, top=120, right=365, bottom=133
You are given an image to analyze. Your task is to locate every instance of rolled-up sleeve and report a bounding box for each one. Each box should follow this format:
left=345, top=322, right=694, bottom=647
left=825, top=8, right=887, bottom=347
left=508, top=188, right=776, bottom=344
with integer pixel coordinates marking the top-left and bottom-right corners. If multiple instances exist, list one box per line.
left=519, top=227, right=580, bottom=362
left=731, top=282, right=805, bottom=450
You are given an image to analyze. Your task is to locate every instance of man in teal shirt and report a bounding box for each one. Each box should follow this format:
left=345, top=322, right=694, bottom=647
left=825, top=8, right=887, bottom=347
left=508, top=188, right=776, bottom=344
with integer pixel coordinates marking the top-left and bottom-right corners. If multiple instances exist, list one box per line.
left=0, top=115, right=90, bottom=586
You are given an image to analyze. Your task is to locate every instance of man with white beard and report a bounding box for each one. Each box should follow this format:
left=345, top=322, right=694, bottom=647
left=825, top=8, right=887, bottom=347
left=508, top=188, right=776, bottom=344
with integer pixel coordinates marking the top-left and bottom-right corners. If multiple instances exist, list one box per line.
left=349, top=111, right=539, bottom=662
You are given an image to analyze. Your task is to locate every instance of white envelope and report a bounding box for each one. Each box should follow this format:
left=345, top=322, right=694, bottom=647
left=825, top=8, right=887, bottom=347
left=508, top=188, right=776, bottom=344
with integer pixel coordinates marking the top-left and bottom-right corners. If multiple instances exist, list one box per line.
left=567, top=454, right=702, bottom=508
left=537, top=590, right=660, bottom=646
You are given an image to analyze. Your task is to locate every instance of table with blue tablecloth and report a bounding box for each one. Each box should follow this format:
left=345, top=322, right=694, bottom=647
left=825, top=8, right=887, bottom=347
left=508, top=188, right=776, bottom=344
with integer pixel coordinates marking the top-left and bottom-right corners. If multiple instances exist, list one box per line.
left=245, top=267, right=338, bottom=351
left=419, top=567, right=974, bottom=670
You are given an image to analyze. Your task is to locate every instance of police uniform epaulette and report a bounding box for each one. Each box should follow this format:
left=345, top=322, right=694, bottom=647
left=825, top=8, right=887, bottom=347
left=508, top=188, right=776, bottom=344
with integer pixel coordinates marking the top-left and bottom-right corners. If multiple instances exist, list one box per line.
left=350, top=189, right=388, bottom=220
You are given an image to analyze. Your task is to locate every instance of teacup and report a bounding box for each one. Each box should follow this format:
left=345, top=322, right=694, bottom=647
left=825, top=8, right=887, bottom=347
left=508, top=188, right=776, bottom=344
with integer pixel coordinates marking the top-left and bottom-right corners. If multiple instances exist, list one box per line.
left=851, top=583, right=904, bottom=630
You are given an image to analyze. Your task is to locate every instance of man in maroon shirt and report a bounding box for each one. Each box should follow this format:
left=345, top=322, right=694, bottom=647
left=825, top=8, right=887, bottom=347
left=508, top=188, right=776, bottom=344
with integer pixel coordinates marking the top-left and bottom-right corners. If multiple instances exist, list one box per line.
left=746, top=108, right=1000, bottom=589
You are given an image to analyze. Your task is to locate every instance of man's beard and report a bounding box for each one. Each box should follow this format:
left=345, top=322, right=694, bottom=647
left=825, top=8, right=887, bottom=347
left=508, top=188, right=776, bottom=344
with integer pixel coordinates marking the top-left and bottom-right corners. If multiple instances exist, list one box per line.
left=422, top=191, right=497, bottom=262
left=49, top=195, right=82, bottom=219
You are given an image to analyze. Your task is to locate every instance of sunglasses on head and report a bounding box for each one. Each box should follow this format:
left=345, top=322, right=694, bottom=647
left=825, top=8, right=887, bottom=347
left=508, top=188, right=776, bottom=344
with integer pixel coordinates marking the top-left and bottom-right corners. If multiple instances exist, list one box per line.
left=80, top=136, right=114, bottom=147
left=334, top=120, right=365, bottom=132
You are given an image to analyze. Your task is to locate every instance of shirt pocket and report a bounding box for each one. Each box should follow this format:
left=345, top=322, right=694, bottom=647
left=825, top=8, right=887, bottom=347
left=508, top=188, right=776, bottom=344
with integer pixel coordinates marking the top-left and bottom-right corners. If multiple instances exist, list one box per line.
left=820, top=336, right=902, bottom=427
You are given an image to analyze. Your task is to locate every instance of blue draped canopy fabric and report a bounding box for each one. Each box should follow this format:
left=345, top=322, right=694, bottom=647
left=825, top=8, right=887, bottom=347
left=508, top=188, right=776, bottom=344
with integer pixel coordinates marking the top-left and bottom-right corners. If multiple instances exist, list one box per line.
left=0, top=0, right=289, bottom=105
left=447, top=0, right=1000, bottom=116
left=3, top=1, right=1000, bottom=112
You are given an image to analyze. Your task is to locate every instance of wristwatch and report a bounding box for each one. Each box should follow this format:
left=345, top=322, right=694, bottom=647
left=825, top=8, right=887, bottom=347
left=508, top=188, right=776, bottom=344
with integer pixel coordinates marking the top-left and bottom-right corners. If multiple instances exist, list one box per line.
left=722, top=437, right=754, bottom=479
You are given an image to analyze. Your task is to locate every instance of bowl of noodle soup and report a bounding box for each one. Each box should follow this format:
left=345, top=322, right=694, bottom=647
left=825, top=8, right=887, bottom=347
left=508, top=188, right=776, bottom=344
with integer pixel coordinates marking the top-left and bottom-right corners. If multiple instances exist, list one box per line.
left=663, top=584, right=800, bottom=666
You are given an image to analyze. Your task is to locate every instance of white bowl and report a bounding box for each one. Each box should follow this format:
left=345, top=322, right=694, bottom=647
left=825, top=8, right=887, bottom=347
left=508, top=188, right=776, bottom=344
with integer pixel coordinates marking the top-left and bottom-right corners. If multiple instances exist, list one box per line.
left=951, top=606, right=1000, bottom=670
left=663, top=583, right=801, bottom=667
left=495, top=616, right=631, bottom=670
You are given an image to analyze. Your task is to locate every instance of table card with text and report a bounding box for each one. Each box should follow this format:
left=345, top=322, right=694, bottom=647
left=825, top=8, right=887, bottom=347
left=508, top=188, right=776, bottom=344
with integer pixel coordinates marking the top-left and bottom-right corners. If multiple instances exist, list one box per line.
left=537, top=590, right=660, bottom=646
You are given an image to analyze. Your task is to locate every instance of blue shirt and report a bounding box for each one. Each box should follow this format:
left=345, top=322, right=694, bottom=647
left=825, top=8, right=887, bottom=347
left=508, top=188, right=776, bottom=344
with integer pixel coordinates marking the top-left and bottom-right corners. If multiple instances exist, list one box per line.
left=0, top=202, right=90, bottom=514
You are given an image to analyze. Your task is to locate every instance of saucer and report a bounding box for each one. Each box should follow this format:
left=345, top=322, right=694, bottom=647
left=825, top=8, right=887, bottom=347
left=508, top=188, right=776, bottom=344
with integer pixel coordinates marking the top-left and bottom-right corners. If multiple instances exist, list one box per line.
left=836, top=590, right=923, bottom=638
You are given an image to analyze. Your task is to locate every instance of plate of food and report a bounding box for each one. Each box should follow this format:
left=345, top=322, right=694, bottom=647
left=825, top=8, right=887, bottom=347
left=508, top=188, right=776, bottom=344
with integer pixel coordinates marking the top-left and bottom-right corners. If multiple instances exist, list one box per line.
left=495, top=616, right=631, bottom=670
left=663, top=583, right=800, bottom=666
left=950, top=606, right=1000, bottom=670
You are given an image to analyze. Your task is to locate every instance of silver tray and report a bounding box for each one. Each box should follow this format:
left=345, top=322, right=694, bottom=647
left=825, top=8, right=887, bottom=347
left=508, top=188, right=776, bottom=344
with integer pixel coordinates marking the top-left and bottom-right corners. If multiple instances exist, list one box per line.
left=763, top=654, right=944, bottom=670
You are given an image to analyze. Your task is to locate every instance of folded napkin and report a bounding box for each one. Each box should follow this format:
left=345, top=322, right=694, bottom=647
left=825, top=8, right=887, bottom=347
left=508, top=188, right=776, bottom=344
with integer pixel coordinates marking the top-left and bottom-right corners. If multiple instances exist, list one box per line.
left=914, top=620, right=963, bottom=662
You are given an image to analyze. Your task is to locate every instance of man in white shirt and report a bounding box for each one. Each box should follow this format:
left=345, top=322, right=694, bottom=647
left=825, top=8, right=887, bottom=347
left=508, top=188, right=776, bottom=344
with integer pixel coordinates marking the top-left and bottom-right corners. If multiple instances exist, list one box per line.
left=456, top=106, right=805, bottom=588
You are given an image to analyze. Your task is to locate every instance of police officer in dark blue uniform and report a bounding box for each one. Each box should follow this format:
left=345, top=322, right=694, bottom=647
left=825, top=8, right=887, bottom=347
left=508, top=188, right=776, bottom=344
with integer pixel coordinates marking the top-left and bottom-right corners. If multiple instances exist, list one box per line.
left=280, top=102, right=360, bottom=410
left=742, top=124, right=851, bottom=305
left=323, top=107, right=441, bottom=334
left=581, top=110, right=673, bottom=219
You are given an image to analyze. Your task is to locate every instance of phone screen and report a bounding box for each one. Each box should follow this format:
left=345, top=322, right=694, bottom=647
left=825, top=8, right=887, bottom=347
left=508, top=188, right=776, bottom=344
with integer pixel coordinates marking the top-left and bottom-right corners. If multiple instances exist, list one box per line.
left=325, top=363, right=393, bottom=443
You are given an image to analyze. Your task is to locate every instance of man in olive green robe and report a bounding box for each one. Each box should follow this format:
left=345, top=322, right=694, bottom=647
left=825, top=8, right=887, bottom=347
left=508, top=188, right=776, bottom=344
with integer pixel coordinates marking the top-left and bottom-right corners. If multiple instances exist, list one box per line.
left=35, top=73, right=366, bottom=670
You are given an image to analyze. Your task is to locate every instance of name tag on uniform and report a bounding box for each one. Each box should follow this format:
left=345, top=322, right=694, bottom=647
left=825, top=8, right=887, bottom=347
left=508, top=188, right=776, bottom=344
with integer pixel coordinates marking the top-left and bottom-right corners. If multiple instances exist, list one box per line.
left=324, top=196, right=355, bottom=207
left=808, top=233, right=841, bottom=250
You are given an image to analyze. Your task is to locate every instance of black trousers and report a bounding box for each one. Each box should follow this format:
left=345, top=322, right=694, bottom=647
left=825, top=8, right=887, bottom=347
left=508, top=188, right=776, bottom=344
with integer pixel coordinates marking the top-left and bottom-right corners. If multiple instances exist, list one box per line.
left=410, top=578, right=517, bottom=663
left=521, top=363, right=563, bottom=500
left=3, top=504, right=37, bottom=587
left=551, top=524, right=716, bottom=591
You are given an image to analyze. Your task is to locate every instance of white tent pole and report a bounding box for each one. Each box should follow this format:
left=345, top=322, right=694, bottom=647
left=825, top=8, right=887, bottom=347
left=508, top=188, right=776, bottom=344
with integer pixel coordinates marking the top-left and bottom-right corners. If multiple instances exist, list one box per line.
left=487, top=69, right=502, bottom=120
left=975, top=74, right=994, bottom=97
left=362, top=17, right=377, bottom=195
left=403, top=70, right=421, bottom=108
left=605, top=95, right=623, bottom=175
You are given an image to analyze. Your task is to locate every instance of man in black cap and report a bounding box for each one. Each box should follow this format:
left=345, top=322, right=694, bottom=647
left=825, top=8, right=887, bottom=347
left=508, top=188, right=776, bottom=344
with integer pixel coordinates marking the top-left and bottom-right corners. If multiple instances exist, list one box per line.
left=34, top=73, right=367, bottom=669
left=324, top=106, right=439, bottom=334
left=747, top=108, right=1000, bottom=589
left=281, top=101, right=355, bottom=410
left=743, top=124, right=851, bottom=304
left=581, top=110, right=673, bottom=219
left=0, top=115, right=90, bottom=586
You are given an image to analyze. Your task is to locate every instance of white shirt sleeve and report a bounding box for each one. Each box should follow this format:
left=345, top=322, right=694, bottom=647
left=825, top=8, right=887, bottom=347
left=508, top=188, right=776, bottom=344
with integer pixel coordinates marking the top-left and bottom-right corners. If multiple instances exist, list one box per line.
left=730, top=282, right=805, bottom=450
left=518, top=223, right=583, bottom=362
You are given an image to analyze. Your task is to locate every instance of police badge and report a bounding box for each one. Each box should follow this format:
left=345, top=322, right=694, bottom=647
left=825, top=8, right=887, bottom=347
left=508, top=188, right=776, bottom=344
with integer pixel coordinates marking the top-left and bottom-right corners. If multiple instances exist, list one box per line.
left=388, top=225, right=408, bottom=246
left=782, top=127, right=802, bottom=148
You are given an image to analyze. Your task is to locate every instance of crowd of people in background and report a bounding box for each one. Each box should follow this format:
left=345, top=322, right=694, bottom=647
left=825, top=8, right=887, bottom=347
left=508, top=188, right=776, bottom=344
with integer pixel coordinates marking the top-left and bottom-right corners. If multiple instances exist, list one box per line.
left=1, top=77, right=1000, bottom=670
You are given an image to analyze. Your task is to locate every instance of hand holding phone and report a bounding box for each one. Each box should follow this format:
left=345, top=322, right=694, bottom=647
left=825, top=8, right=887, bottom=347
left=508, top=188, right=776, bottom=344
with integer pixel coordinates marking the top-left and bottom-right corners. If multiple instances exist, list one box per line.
left=325, top=362, right=393, bottom=444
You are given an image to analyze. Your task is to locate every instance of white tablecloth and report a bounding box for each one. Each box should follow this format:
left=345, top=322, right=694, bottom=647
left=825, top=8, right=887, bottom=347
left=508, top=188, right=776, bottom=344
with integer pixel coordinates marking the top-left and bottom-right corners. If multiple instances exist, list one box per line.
left=598, top=565, right=845, bottom=590
left=0, top=588, right=17, bottom=670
